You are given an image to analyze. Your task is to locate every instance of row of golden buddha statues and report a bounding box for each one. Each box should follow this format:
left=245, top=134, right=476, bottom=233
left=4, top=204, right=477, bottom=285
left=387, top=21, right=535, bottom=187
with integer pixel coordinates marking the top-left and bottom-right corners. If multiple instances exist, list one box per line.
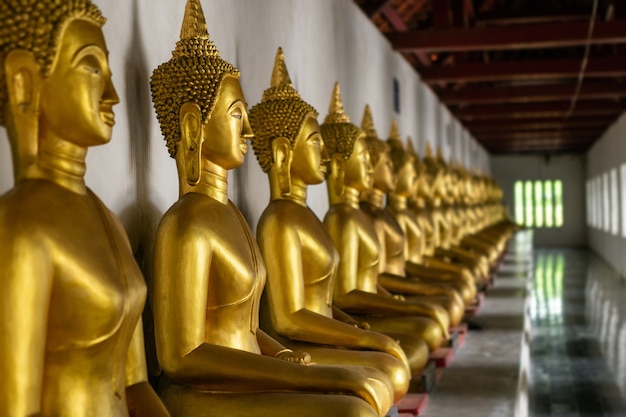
left=0, top=0, right=517, bottom=416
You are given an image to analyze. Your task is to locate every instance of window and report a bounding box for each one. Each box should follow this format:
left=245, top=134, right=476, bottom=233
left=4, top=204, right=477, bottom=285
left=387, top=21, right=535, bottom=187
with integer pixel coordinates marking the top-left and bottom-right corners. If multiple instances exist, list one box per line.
left=621, top=164, right=626, bottom=237
left=596, top=176, right=603, bottom=230
left=514, top=180, right=564, bottom=228
left=611, top=169, right=619, bottom=235
left=603, top=173, right=610, bottom=232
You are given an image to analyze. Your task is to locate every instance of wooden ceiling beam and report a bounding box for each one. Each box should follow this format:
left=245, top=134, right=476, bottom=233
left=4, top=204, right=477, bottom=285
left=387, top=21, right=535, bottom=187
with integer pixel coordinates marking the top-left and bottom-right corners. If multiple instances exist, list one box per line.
left=388, top=21, right=626, bottom=53
left=465, top=116, right=615, bottom=131
left=440, top=82, right=626, bottom=104
left=421, top=57, right=626, bottom=83
left=475, top=8, right=592, bottom=26
left=454, top=100, right=624, bottom=120
left=477, top=128, right=603, bottom=138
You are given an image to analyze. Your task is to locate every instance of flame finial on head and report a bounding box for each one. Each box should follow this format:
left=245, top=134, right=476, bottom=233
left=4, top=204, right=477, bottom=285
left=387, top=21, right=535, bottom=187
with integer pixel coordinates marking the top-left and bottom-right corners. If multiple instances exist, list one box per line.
left=324, top=82, right=351, bottom=124
left=388, top=120, right=402, bottom=142
left=270, top=47, right=292, bottom=88
left=361, top=104, right=379, bottom=139
left=425, top=142, right=433, bottom=158
left=180, top=0, right=208, bottom=40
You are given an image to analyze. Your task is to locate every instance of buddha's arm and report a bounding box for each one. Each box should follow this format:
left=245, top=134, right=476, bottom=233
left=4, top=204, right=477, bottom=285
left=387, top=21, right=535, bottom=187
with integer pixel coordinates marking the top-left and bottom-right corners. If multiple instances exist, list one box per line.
left=260, top=220, right=394, bottom=352
left=256, top=329, right=311, bottom=364
left=379, top=273, right=451, bottom=297
left=125, top=318, right=170, bottom=417
left=0, top=231, right=52, bottom=416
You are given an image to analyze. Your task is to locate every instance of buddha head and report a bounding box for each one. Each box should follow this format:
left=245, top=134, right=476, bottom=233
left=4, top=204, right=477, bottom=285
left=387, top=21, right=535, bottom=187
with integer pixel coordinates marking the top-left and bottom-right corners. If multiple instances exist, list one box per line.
left=249, top=48, right=324, bottom=196
left=361, top=105, right=394, bottom=194
left=0, top=0, right=115, bottom=181
left=321, top=82, right=371, bottom=198
left=151, top=0, right=252, bottom=186
left=387, top=120, right=416, bottom=199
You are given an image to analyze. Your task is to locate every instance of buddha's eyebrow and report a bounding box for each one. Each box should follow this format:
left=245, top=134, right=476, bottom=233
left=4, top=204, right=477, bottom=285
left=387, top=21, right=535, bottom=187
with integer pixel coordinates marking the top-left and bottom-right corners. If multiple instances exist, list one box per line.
left=227, top=99, right=246, bottom=111
left=71, top=44, right=108, bottom=67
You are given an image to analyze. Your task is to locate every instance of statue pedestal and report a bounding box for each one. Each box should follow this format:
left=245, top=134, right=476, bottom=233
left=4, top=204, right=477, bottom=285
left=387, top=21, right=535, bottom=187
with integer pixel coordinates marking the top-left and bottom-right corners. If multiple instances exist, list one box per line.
left=429, top=347, right=454, bottom=368
left=448, top=323, right=468, bottom=352
left=409, top=361, right=436, bottom=393
left=396, top=393, right=429, bottom=416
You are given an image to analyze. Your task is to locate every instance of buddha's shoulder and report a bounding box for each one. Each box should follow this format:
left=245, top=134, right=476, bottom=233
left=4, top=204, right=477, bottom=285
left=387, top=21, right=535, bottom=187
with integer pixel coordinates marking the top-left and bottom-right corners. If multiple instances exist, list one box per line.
left=158, top=193, right=231, bottom=233
left=259, top=199, right=309, bottom=223
left=325, top=203, right=363, bottom=224
left=0, top=181, right=69, bottom=238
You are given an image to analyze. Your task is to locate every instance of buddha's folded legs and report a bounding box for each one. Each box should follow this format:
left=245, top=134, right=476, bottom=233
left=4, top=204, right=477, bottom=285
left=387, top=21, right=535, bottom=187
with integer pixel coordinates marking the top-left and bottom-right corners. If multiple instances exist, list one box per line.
left=160, top=382, right=378, bottom=417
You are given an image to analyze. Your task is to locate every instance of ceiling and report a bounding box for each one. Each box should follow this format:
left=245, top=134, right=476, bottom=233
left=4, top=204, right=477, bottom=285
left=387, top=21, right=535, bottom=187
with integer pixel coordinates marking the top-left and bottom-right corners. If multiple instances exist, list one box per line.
left=354, top=0, right=626, bottom=154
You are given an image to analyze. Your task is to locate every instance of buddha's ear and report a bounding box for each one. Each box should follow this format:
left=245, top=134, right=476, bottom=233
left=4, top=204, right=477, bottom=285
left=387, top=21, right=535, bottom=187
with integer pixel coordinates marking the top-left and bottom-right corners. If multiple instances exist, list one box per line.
left=179, top=102, right=203, bottom=186
left=330, top=153, right=345, bottom=197
left=4, top=49, right=43, bottom=181
left=272, top=136, right=292, bottom=197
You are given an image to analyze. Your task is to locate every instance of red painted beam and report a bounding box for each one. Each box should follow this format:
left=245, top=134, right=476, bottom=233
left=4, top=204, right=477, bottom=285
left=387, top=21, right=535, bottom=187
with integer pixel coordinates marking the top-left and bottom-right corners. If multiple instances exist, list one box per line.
left=421, top=57, right=626, bottom=83
left=440, top=82, right=626, bottom=104
left=453, top=100, right=625, bottom=120
left=465, top=116, right=616, bottom=132
left=387, top=21, right=626, bottom=53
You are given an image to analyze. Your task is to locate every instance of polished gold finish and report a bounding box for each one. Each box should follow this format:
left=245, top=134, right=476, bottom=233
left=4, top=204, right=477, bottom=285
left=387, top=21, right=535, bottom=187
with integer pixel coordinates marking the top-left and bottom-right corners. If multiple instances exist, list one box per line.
left=150, top=5, right=386, bottom=416
left=0, top=2, right=169, bottom=416
left=250, top=59, right=398, bottom=414
left=323, top=88, right=440, bottom=374
left=384, top=125, right=468, bottom=325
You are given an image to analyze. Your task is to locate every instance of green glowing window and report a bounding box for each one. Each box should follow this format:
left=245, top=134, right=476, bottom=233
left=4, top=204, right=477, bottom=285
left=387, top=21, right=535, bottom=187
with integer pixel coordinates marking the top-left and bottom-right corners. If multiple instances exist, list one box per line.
left=514, top=180, right=564, bottom=228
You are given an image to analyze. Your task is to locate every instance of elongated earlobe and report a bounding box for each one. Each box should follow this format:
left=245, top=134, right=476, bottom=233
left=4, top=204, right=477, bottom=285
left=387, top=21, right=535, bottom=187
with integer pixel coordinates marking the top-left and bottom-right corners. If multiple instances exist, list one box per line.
left=331, top=154, right=345, bottom=197
left=4, top=49, right=43, bottom=182
left=179, top=102, right=203, bottom=186
left=272, top=137, right=292, bottom=197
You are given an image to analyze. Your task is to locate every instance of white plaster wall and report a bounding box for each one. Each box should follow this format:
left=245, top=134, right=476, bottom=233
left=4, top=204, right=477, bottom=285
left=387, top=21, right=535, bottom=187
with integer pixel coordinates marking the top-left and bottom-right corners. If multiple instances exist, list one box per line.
left=586, top=112, right=626, bottom=277
left=0, top=0, right=488, bottom=252
left=491, top=155, right=587, bottom=247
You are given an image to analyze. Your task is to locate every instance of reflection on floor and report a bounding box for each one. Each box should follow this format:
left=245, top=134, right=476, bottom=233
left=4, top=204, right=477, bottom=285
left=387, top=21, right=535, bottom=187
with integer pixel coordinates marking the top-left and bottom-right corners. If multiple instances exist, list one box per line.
left=530, top=250, right=626, bottom=417
left=421, top=232, right=533, bottom=417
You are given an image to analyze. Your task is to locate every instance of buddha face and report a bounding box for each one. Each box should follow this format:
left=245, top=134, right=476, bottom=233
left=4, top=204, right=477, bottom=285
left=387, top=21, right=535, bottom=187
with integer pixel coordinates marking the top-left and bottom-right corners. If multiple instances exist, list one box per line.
left=39, top=19, right=119, bottom=147
left=290, top=116, right=326, bottom=185
left=372, top=150, right=395, bottom=193
left=201, top=76, right=253, bottom=170
left=394, top=160, right=417, bottom=197
left=344, top=135, right=373, bottom=192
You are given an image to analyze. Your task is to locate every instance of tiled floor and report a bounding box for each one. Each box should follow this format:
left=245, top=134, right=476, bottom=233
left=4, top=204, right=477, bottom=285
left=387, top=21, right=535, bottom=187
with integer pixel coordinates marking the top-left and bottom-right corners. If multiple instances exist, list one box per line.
left=421, top=232, right=533, bottom=417
left=530, top=250, right=626, bottom=417
left=421, top=235, right=626, bottom=417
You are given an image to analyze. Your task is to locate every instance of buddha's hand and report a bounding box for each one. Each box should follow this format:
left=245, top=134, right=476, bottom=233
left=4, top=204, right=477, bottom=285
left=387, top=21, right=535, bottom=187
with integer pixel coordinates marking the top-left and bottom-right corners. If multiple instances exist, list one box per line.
left=357, top=321, right=371, bottom=330
left=275, top=349, right=311, bottom=365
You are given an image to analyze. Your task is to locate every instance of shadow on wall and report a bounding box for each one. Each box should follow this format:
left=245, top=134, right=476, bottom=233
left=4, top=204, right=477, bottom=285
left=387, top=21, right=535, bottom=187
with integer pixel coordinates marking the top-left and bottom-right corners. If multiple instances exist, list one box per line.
left=116, top=0, right=162, bottom=379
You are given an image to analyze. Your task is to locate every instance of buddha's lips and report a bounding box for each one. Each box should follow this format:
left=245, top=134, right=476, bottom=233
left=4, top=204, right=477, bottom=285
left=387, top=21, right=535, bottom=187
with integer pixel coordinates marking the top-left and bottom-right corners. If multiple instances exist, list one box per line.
left=240, top=141, right=248, bottom=155
left=101, top=111, right=115, bottom=126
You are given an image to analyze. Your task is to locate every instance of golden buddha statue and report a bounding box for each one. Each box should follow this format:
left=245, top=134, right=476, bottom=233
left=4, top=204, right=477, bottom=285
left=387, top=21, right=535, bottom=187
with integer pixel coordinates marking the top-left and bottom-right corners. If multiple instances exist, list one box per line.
left=383, top=123, right=468, bottom=326
left=322, top=84, right=450, bottom=375
left=0, top=1, right=170, bottom=416
left=326, top=104, right=449, bottom=352
left=421, top=146, right=490, bottom=286
left=150, top=4, right=387, bottom=417
left=248, top=53, right=400, bottom=409
left=406, top=143, right=478, bottom=305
